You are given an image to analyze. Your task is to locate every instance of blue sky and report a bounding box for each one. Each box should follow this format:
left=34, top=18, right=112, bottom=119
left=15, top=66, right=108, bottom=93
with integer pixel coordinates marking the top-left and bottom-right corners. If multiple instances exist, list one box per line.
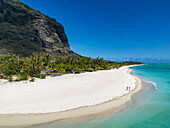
left=21, top=0, right=170, bottom=59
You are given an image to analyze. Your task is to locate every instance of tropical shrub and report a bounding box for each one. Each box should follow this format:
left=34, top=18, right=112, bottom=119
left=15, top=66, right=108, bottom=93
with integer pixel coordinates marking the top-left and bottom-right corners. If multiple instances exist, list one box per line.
left=30, top=78, right=35, bottom=82
left=40, top=74, right=46, bottom=79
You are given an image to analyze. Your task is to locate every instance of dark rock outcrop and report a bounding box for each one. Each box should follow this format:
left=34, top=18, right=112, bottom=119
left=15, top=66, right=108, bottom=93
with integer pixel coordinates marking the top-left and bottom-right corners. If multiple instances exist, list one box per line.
left=0, top=0, right=74, bottom=56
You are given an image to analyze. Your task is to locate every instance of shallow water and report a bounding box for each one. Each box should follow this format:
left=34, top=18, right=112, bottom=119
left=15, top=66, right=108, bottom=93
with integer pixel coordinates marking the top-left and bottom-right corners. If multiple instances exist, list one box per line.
left=27, top=64, right=170, bottom=128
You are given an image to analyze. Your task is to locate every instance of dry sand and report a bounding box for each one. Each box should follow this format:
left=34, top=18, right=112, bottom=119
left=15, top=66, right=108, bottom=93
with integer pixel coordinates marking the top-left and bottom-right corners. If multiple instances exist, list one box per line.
left=0, top=65, right=142, bottom=128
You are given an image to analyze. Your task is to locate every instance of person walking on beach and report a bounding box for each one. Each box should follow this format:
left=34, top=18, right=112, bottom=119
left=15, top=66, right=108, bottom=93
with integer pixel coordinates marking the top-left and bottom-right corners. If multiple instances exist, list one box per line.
left=126, top=86, right=131, bottom=91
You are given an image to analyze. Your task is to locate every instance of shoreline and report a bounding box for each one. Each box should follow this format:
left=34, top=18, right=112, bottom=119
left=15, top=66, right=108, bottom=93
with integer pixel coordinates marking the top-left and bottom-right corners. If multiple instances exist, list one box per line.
left=0, top=65, right=142, bottom=128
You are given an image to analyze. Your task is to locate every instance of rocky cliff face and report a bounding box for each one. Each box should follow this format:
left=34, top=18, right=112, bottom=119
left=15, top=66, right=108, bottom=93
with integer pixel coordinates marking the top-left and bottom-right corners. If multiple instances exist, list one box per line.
left=0, top=0, right=74, bottom=56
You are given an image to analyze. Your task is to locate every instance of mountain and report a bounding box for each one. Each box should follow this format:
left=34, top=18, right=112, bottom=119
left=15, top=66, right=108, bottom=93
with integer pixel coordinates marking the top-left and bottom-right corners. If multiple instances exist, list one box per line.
left=0, top=0, right=74, bottom=56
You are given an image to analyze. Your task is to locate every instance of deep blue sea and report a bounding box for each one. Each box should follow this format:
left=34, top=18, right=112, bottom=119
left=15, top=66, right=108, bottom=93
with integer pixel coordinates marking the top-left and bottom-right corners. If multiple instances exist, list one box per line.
left=27, top=64, right=170, bottom=128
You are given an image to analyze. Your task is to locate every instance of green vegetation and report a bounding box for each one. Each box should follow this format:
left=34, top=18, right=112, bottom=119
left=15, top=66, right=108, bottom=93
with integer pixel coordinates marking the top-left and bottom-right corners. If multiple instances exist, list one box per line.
left=30, top=78, right=35, bottom=82
left=0, top=53, right=142, bottom=81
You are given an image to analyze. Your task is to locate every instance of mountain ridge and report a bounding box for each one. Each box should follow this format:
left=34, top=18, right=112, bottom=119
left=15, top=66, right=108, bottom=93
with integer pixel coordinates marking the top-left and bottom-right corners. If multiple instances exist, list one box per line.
left=0, top=0, right=74, bottom=56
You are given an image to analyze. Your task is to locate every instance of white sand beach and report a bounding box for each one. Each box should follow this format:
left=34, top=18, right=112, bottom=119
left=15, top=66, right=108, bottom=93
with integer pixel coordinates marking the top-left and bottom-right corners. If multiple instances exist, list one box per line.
left=0, top=65, right=142, bottom=127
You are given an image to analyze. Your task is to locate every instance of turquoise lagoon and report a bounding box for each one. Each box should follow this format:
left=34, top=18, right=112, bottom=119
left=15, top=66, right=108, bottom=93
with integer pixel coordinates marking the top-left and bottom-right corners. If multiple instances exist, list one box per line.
left=27, top=64, right=170, bottom=128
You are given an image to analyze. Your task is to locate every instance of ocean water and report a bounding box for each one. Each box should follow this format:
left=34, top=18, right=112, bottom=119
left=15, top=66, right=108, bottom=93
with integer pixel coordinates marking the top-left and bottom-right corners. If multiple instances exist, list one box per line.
left=27, top=64, right=170, bottom=128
